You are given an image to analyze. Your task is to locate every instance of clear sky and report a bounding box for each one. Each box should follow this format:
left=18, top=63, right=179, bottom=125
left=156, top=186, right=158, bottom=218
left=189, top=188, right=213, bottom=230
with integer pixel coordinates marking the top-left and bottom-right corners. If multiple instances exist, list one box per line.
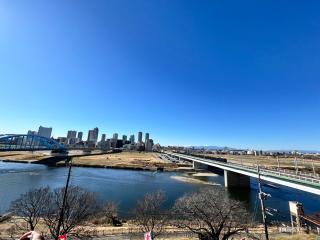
left=0, top=0, right=319, bottom=150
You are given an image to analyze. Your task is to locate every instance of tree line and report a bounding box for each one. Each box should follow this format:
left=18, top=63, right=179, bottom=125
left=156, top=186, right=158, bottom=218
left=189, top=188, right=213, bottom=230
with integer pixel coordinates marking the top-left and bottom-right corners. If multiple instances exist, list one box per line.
left=9, top=186, right=251, bottom=240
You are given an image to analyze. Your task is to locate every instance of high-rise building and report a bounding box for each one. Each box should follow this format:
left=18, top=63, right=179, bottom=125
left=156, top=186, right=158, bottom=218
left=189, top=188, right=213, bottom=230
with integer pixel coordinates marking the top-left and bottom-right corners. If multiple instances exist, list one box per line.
left=101, top=139, right=111, bottom=151
left=145, top=139, right=154, bottom=152
left=66, top=130, right=78, bottom=145
left=38, top=126, right=52, bottom=138
left=27, top=130, right=37, bottom=136
left=26, top=130, right=37, bottom=144
left=122, top=135, right=127, bottom=143
left=67, top=130, right=77, bottom=139
left=101, top=134, right=106, bottom=142
left=113, top=133, right=118, bottom=140
left=130, top=134, right=135, bottom=144
left=77, top=132, right=83, bottom=141
left=87, top=127, right=99, bottom=144
left=138, top=132, right=142, bottom=143
left=145, top=133, right=150, bottom=143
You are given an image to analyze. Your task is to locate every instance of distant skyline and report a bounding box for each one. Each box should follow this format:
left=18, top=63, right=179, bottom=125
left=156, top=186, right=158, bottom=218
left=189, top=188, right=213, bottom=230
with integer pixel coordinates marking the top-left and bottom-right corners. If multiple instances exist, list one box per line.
left=1, top=1, right=320, bottom=150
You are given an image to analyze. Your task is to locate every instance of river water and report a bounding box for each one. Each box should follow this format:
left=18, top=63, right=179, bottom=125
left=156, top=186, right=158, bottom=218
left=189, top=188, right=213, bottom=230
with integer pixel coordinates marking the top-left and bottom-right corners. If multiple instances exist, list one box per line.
left=1, top=161, right=319, bottom=222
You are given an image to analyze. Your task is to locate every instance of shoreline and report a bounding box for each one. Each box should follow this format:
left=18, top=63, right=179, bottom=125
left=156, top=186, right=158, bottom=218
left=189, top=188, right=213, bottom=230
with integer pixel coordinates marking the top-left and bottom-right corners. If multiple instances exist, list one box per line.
left=0, top=158, right=195, bottom=173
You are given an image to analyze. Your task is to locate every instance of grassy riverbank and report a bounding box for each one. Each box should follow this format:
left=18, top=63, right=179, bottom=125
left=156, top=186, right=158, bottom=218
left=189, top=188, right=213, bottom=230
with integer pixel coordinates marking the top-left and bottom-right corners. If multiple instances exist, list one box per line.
left=64, top=152, right=191, bottom=171
left=1, top=218, right=317, bottom=240
left=0, top=151, right=192, bottom=171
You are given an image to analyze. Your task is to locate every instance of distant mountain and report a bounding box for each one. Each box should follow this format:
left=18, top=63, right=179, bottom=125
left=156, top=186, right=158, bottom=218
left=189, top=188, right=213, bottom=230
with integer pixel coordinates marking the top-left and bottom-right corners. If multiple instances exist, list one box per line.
left=186, top=146, right=320, bottom=154
left=187, top=146, right=237, bottom=150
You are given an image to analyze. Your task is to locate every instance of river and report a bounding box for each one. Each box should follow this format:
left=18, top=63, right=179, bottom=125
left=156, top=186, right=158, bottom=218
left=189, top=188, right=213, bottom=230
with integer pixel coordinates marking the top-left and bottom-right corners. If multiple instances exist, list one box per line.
left=0, top=161, right=319, bottom=222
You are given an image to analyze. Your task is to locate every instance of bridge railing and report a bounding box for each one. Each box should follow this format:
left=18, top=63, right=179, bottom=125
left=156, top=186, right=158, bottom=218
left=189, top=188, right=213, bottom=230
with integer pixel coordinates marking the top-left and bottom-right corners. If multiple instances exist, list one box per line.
left=0, top=134, right=65, bottom=151
left=169, top=152, right=320, bottom=186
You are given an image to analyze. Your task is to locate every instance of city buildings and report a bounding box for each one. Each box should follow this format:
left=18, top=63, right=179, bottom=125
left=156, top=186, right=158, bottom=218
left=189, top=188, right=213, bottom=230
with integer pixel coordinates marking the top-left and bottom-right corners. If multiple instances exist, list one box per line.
left=26, top=126, right=158, bottom=152
left=27, top=130, right=37, bottom=136
left=113, top=133, right=118, bottom=140
left=101, top=134, right=106, bottom=142
left=66, top=130, right=78, bottom=145
left=77, top=132, right=83, bottom=141
left=67, top=130, right=77, bottom=139
left=138, top=132, right=142, bottom=143
left=145, top=139, right=154, bottom=152
left=57, top=137, right=67, bottom=144
left=130, top=134, right=135, bottom=144
left=87, top=127, right=99, bottom=146
left=38, top=126, right=52, bottom=138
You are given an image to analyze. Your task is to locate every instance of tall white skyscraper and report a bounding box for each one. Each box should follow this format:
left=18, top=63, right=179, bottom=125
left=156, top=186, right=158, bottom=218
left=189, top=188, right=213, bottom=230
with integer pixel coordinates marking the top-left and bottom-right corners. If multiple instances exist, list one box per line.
left=87, top=127, right=99, bottom=144
left=38, top=126, right=52, bottom=138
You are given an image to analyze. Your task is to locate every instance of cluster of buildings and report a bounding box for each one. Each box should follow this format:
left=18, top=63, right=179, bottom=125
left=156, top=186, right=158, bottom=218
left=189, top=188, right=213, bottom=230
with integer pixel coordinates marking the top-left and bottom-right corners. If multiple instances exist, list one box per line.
left=27, top=126, right=157, bottom=152
left=166, top=146, right=320, bottom=157
left=27, top=126, right=52, bottom=139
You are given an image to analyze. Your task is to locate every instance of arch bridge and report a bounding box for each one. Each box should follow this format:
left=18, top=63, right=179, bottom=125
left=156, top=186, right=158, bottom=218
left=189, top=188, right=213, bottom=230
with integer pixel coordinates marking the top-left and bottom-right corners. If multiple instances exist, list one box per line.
left=0, top=134, right=66, bottom=152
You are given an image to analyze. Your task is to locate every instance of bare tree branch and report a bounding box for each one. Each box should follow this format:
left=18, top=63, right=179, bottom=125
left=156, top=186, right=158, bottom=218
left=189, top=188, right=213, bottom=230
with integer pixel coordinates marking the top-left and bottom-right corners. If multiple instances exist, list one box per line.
left=172, top=187, right=250, bottom=240
left=42, top=186, right=97, bottom=239
left=10, top=187, right=50, bottom=231
left=132, top=190, right=168, bottom=237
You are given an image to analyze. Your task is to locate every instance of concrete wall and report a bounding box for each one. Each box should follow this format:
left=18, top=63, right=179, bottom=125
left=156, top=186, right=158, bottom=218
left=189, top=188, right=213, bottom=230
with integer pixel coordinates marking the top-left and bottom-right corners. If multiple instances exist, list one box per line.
left=224, top=170, right=250, bottom=189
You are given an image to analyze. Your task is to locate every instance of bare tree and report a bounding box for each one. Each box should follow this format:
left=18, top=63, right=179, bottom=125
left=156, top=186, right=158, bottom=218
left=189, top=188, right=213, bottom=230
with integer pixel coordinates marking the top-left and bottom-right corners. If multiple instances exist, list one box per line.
left=132, top=190, right=168, bottom=237
left=10, top=187, right=50, bottom=230
left=172, top=187, right=250, bottom=240
left=104, top=201, right=121, bottom=226
left=42, top=186, right=97, bottom=240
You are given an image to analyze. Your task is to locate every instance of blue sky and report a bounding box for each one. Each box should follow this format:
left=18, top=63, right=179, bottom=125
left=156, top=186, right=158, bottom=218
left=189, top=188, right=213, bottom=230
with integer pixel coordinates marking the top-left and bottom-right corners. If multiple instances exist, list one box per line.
left=0, top=0, right=320, bottom=150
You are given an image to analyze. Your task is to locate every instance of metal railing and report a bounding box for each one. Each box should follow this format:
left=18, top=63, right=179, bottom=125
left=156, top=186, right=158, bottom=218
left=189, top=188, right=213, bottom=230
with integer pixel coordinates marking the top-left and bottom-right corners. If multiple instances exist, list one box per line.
left=168, top=152, right=320, bottom=186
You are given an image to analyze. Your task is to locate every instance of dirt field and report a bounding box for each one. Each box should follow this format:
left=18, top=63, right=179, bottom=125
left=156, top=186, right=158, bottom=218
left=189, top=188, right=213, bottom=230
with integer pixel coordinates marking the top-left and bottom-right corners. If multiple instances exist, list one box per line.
left=66, top=152, right=187, bottom=171
left=0, top=151, right=47, bottom=162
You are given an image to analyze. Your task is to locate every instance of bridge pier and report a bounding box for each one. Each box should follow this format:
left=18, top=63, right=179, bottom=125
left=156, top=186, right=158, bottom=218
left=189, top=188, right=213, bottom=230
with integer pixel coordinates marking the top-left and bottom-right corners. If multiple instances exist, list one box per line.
left=224, top=170, right=250, bottom=189
left=192, top=161, right=209, bottom=170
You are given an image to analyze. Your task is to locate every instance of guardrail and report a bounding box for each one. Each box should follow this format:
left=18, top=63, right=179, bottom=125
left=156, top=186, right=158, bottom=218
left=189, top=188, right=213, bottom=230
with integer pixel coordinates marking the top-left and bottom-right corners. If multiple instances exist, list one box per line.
left=168, top=152, right=320, bottom=186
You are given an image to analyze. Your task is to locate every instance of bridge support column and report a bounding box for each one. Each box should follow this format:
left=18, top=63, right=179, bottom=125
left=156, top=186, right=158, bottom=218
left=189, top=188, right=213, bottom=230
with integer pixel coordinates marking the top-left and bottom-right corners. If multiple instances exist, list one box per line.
left=193, top=161, right=209, bottom=170
left=224, top=170, right=250, bottom=189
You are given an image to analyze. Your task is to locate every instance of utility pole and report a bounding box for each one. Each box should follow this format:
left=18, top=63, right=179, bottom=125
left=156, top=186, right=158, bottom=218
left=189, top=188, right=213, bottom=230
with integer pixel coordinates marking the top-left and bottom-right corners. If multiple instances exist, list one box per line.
left=257, top=165, right=269, bottom=240
left=56, top=157, right=72, bottom=240
left=294, top=155, right=299, bottom=175
left=311, top=159, right=316, bottom=177
left=276, top=156, right=280, bottom=175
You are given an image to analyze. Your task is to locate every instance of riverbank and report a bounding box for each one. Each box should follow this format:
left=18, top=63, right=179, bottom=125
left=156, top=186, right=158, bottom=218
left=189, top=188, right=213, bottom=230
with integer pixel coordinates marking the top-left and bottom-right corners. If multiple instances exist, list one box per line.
left=0, top=217, right=317, bottom=240
left=0, top=151, right=193, bottom=172
left=63, top=152, right=191, bottom=171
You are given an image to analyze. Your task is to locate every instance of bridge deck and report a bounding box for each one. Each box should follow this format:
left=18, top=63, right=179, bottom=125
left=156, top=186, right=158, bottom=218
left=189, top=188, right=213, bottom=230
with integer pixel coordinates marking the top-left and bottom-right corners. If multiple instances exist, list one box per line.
left=168, top=152, right=320, bottom=195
